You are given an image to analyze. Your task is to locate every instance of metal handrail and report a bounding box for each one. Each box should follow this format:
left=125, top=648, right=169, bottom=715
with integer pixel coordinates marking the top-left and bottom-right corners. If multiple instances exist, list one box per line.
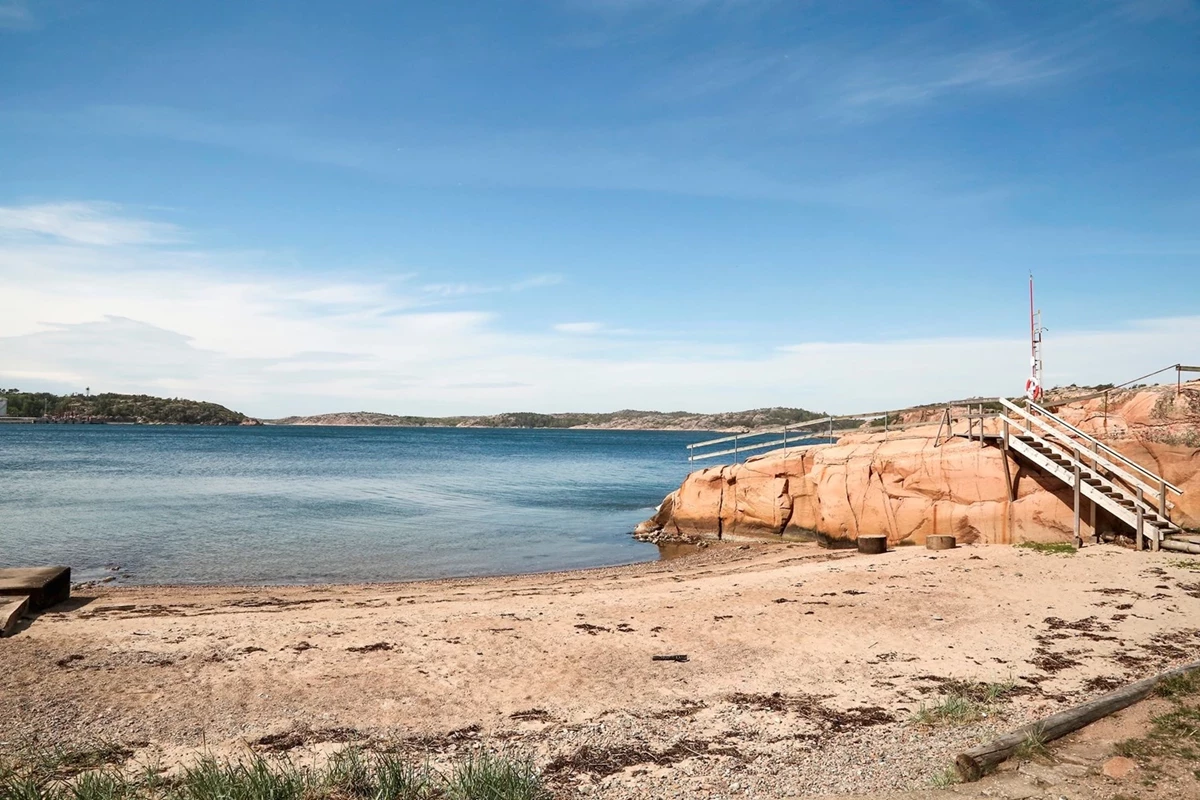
left=998, top=411, right=1168, bottom=507
left=999, top=399, right=1181, bottom=508
left=1023, top=399, right=1182, bottom=495
left=686, top=421, right=830, bottom=451
left=690, top=435, right=828, bottom=462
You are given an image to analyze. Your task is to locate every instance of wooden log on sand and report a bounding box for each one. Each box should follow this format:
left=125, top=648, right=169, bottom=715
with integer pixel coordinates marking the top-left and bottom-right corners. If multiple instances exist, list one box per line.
left=857, top=535, right=888, bottom=555
left=926, top=535, right=956, bottom=551
left=956, top=659, right=1200, bottom=782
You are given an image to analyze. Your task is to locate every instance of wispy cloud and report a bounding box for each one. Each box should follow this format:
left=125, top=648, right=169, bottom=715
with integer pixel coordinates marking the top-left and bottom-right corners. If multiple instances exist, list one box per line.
left=0, top=202, right=183, bottom=246
left=553, top=321, right=637, bottom=336
left=833, top=41, right=1081, bottom=116
left=511, top=273, right=564, bottom=290
left=0, top=0, right=33, bottom=30
left=554, top=321, right=605, bottom=334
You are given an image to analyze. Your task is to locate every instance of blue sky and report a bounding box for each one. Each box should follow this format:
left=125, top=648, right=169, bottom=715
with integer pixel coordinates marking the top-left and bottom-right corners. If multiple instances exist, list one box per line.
left=1, top=0, right=1198, bottom=417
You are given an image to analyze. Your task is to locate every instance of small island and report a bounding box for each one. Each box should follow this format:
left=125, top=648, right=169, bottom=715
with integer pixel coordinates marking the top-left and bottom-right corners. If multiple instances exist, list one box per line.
left=0, top=389, right=254, bottom=426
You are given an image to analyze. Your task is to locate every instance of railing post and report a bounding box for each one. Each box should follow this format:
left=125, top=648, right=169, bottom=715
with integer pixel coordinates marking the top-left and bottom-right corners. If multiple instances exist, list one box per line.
left=1080, top=448, right=1089, bottom=546
left=782, top=427, right=788, bottom=452
left=1136, top=487, right=1145, bottom=551
left=733, top=433, right=738, bottom=463
left=1160, top=479, right=1168, bottom=522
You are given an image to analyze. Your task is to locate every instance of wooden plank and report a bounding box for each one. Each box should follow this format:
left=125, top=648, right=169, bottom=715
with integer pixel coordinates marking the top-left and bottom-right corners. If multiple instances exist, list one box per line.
left=1003, top=428, right=1149, bottom=538
left=999, top=401, right=1179, bottom=501
left=1016, top=398, right=1183, bottom=495
left=956, top=659, right=1200, bottom=782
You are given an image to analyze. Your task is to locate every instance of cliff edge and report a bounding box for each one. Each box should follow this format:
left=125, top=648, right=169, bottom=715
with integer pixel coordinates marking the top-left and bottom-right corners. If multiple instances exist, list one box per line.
left=637, top=383, right=1200, bottom=547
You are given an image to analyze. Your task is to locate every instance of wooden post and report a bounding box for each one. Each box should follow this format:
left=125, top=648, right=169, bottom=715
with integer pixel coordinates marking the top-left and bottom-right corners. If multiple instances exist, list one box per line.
left=1090, top=498, right=1098, bottom=543
left=1001, top=417, right=1015, bottom=544
left=1080, top=453, right=1089, bottom=546
left=1137, top=487, right=1145, bottom=551
left=857, top=535, right=888, bottom=555
left=1160, top=479, right=1168, bottom=522
left=927, top=535, right=956, bottom=551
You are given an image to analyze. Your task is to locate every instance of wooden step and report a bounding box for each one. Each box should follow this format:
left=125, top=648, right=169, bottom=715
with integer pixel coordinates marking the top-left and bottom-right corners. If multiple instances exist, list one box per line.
left=0, top=595, right=29, bottom=637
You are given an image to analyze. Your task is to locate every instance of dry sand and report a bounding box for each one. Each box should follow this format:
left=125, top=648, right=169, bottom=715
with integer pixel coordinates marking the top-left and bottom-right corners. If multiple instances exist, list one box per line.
left=3, top=542, right=1200, bottom=798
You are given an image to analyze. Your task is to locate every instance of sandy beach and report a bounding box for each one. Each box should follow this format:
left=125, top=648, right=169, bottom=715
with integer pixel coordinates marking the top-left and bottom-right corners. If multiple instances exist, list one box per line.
left=4, top=542, right=1200, bottom=798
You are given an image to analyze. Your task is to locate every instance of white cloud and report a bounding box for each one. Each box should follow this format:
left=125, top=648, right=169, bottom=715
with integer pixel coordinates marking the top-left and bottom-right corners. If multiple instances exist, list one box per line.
left=0, top=202, right=182, bottom=245
left=0, top=202, right=1196, bottom=418
left=554, top=321, right=605, bottom=334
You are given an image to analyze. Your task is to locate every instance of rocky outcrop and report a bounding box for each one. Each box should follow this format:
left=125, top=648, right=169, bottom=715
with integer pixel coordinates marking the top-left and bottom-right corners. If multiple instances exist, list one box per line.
left=638, top=384, right=1200, bottom=546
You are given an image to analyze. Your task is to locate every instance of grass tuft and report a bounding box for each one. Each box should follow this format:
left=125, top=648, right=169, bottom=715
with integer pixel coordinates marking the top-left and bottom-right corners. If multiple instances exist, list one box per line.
left=909, top=679, right=1018, bottom=727
left=0, top=746, right=545, bottom=800
left=1167, top=559, right=1200, bottom=571
left=1012, top=727, right=1052, bottom=763
left=1157, top=671, right=1200, bottom=700
left=446, top=750, right=552, bottom=800
left=1015, top=541, right=1076, bottom=555
left=1113, top=668, right=1200, bottom=769
left=928, top=765, right=960, bottom=788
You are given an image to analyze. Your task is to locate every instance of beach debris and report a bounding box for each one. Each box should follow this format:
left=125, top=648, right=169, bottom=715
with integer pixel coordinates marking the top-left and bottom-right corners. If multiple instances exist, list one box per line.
left=288, top=641, right=316, bottom=652
left=510, top=708, right=553, bottom=721
left=652, top=654, right=689, bottom=662
left=574, top=623, right=610, bottom=635
left=346, top=641, right=392, bottom=653
left=253, top=725, right=363, bottom=752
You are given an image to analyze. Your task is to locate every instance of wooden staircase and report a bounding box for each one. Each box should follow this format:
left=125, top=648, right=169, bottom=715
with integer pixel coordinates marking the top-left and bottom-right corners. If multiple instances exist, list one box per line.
left=995, top=398, right=1190, bottom=552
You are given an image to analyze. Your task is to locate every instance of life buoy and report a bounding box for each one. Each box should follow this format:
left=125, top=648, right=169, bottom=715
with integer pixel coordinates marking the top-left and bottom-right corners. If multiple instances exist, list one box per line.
left=1025, top=376, right=1043, bottom=402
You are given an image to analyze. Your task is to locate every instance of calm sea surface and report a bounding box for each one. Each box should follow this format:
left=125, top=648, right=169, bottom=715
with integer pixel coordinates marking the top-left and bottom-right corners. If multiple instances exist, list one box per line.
left=0, top=425, right=711, bottom=585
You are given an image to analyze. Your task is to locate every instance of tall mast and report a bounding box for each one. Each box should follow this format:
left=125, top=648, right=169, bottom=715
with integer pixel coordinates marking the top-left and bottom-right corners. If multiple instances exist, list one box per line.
left=1027, top=274, right=1044, bottom=401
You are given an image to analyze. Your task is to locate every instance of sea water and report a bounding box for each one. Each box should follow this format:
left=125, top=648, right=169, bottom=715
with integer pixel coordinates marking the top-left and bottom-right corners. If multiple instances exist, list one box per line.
left=0, top=425, right=710, bottom=585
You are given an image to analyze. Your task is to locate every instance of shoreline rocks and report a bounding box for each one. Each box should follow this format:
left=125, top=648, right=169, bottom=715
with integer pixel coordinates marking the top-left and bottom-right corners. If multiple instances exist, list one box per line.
left=638, top=385, right=1200, bottom=547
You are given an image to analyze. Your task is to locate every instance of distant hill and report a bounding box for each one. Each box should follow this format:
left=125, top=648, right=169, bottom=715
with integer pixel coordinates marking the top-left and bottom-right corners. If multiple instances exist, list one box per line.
left=268, top=407, right=830, bottom=431
left=1, top=389, right=251, bottom=425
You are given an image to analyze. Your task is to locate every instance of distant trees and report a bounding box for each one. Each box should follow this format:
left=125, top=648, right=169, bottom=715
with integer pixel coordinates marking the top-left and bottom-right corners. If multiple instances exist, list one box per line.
left=0, top=389, right=247, bottom=424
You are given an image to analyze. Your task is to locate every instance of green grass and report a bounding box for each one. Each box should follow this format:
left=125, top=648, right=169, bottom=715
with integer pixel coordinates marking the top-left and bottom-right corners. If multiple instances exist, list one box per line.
left=1015, top=541, right=1077, bottom=555
left=910, top=680, right=1018, bottom=727
left=1114, top=668, right=1200, bottom=770
left=1157, top=670, right=1200, bottom=700
left=928, top=765, right=960, bottom=788
left=1012, top=727, right=1051, bottom=763
left=1167, top=559, right=1200, bottom=571
left=0, top=747, right=547, bottom=800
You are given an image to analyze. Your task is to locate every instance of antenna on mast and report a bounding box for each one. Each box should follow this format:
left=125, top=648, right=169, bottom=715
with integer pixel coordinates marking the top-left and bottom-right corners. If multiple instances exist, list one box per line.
left=1026, top=273, right=1045, bottom=403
